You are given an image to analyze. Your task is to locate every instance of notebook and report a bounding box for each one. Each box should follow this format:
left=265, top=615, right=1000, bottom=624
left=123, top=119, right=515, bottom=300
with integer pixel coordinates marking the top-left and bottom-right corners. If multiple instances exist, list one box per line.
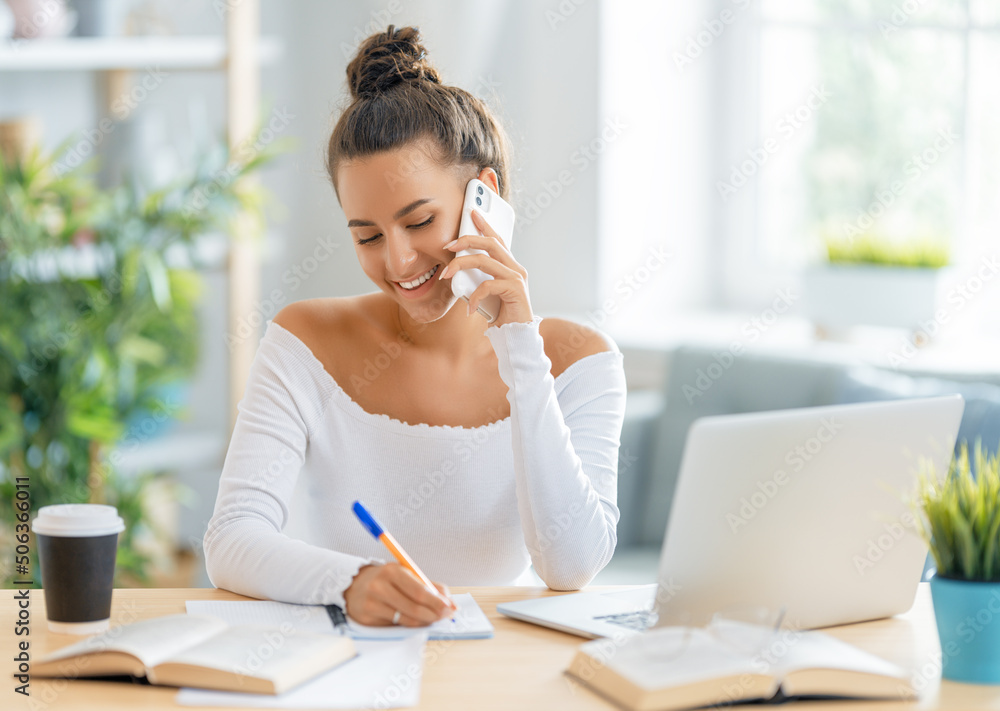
left=186, top=593, right=493, bottom=641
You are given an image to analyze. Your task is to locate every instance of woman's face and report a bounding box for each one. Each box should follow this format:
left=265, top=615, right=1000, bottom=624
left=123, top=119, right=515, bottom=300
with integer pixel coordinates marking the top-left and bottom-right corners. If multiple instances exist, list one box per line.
left=339, top=140, right=478, bottom=324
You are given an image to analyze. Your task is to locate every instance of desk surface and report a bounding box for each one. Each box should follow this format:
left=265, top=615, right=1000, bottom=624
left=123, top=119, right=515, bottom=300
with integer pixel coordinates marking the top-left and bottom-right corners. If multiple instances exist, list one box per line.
left=3, top=583, right=999, bottom=710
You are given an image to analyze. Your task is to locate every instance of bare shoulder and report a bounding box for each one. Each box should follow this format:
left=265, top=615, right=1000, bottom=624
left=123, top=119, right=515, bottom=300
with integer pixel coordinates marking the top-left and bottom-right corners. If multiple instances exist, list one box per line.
left=538, top=317, right=618, bottom=379
left=273, top=295, right=379, bottom=361
left=274, top=297, right=345, bottom=336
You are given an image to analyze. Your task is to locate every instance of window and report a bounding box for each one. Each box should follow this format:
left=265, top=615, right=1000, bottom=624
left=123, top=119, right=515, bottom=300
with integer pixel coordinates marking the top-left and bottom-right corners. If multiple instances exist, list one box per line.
left=598, top=1, right=998, bottom=340
left=724, top=0, right=999, bottom=302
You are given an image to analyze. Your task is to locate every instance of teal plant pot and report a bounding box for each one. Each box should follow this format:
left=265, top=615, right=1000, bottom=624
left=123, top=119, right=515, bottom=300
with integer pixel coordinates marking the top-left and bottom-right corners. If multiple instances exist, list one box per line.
left=929, top=571, right=1000, bottom=684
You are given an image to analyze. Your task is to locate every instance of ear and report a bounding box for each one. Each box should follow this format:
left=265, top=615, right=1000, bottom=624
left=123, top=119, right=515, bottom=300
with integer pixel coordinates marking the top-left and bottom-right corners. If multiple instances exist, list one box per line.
left=477, top=166, right=500, bottom=195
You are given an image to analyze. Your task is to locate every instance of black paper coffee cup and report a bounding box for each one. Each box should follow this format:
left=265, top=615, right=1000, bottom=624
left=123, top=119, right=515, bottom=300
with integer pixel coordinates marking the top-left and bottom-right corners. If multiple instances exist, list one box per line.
left=31, top=504, right=125, bottom=635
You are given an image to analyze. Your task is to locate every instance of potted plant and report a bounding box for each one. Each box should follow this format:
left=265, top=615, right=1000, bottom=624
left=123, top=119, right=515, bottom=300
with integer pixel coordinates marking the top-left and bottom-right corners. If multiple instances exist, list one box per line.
left=0, top=130, right=279, bottom=586
left=915, top=440, right=1000, bottom=684
left=802, top=232, right=951, bottom=341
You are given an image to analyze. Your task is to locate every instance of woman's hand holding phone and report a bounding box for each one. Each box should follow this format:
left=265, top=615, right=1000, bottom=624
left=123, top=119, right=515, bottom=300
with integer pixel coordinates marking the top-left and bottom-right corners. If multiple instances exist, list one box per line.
left=439, top=208, right=534, bottom=328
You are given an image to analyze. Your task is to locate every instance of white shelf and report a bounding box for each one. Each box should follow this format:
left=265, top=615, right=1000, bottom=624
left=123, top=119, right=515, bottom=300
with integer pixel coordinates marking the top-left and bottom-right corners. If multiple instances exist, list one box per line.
left=111, top=429, right=226, bottom=477
left=9, top=230, right=285, bottom=280
left=0, top=36, right=281, bottom=71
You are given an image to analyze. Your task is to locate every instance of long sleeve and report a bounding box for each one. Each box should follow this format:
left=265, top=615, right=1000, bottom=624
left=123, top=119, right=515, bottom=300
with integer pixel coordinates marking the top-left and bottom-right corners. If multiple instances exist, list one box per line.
left=202, top=331, right=379, bottom=608
left=485, top=315, right=627, bottom=590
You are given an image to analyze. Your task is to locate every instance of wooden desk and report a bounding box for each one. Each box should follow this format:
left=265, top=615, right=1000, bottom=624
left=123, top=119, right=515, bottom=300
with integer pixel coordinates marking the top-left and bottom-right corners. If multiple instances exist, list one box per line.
left=4, top=584, right=999, bottom=710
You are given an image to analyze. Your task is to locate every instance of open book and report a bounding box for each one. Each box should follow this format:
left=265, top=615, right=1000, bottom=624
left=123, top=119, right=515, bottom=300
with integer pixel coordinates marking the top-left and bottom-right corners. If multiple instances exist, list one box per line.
left=566, top=623, right=916, bottom=711
left=33, top=613, right=356, bottom=695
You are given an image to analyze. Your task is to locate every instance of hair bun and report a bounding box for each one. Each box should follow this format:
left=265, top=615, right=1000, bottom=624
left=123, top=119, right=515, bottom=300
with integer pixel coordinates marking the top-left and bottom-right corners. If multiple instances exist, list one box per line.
left=347, top=25, right=441, bottom=101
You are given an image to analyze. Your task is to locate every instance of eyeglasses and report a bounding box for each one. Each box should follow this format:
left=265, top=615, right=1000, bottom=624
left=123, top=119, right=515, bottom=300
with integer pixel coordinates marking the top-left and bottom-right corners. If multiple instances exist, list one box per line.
left=627, top=604, right=790, bottom=664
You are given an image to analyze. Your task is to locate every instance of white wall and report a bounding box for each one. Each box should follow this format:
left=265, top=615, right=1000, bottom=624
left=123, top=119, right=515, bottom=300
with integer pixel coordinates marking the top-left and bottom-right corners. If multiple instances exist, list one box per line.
left=597, top=1, right=719, bottom=338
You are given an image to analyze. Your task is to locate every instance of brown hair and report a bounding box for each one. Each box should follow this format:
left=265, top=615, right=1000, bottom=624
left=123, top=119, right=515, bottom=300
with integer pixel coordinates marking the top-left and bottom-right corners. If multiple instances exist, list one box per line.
left=326, top=25, right=513, bottom=203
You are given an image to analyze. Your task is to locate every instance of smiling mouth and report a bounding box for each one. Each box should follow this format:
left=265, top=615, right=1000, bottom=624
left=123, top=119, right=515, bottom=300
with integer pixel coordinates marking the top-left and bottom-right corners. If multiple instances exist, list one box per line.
left=396, top=264, right=440, bottom=290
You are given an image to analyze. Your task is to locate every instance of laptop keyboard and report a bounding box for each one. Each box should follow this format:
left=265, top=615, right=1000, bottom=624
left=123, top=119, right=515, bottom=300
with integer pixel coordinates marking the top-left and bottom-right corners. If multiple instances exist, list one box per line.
left=593, top=610, right=655, bottom=631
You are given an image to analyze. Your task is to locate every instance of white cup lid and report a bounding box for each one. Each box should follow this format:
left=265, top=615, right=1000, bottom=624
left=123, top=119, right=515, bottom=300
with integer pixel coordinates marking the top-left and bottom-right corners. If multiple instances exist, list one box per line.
left=31, top=504, right=125, bottom=537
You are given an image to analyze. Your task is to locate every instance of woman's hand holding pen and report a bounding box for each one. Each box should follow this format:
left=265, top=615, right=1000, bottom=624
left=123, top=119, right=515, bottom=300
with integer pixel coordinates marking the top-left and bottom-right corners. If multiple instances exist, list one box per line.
left=344, top=563, right=454, bottom=626
left=438, top=208, right=533, bottom=328
left=347, top=501, right=457, bottom=626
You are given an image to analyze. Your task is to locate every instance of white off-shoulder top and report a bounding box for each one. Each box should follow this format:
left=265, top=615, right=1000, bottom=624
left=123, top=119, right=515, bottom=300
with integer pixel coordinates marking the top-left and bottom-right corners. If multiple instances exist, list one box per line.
left=203, top=314, right=627, bottom=608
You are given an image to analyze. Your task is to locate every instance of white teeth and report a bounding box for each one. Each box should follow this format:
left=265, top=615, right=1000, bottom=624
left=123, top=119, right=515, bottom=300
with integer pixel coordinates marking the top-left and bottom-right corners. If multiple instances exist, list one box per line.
left=399, top=264, right=438, bottom=289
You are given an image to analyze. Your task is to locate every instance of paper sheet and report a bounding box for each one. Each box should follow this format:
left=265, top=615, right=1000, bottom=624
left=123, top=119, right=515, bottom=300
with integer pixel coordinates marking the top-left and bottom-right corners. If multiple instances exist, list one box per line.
left=176, top=634, right=426, bottom=709
left=186, top=593, right=493, bottom=640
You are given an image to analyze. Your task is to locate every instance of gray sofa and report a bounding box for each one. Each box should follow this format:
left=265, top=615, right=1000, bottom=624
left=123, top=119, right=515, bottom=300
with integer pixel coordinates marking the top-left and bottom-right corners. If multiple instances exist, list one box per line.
left=617, top=345, right=1000, bottom=552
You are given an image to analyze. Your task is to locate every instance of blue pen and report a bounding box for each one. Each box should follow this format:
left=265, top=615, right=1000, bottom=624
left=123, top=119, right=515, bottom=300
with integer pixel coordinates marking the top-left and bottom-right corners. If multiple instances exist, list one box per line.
left=352, top=501, right=457, bottom=613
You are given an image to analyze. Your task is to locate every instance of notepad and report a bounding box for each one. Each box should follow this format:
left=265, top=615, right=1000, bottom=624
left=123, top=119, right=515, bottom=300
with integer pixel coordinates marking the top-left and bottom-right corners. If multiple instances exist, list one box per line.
left=186, top=593, right=493, bottom=641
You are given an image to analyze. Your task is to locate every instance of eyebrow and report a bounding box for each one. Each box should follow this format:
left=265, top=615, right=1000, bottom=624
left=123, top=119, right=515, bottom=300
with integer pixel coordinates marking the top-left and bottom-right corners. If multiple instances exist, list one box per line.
left=347, top=198, right=434, bottom=228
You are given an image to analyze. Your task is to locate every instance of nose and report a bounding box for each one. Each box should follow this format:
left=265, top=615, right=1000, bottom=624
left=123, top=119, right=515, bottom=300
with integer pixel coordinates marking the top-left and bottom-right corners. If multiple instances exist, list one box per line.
left=385, top=228, right=418, bottom=277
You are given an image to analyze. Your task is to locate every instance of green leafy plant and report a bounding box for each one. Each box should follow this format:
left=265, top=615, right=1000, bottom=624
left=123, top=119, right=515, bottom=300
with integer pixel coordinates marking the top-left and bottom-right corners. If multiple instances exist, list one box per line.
left=914, top=441, right=1000, bottom=582
left=0, top=128, right=284, bottom=587
left=822, top=233, right=950, bottom=268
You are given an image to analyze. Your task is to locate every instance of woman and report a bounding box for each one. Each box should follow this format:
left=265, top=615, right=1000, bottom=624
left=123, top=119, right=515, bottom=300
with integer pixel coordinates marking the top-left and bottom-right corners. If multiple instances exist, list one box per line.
left=203, top=25, right=627, bottom=628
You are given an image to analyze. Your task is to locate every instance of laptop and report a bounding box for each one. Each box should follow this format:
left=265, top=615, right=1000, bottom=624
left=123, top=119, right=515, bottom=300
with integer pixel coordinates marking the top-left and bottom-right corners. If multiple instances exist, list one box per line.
left=498, top=395, right=964, bottom=638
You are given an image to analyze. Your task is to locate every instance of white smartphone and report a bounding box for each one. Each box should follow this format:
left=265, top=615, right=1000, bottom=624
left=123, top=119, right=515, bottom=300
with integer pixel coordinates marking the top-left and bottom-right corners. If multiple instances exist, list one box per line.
left=450, top=178, right=516, bottom=323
